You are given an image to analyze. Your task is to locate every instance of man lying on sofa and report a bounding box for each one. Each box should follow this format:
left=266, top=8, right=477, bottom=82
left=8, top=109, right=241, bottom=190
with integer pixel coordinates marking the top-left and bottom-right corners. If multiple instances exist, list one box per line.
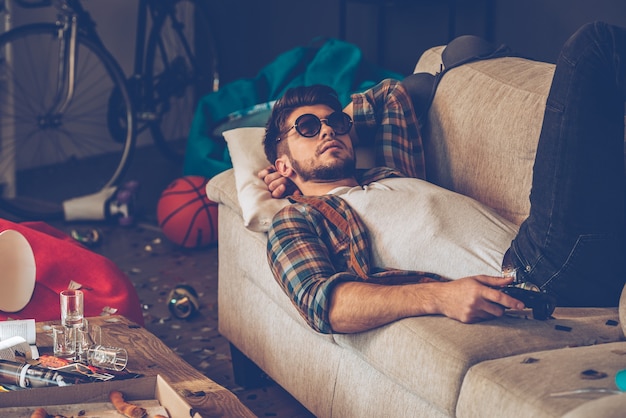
left=258, top=21, right=626, bottom=334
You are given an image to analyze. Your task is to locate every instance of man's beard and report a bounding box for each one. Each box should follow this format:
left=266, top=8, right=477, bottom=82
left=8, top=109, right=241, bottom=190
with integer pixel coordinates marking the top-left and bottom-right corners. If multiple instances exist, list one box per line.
left=291, top=154, right=356, bottom=182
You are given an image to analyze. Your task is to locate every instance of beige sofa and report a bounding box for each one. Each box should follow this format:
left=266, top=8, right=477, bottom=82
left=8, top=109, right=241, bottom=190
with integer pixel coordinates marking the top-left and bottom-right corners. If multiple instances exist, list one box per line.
left=206, top=46, right=626, bottom=417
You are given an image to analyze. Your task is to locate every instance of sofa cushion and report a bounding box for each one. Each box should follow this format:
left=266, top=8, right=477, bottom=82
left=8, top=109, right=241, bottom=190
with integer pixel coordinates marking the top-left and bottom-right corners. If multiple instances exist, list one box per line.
left=457, top=341, right=626, bottom=418
left=333, top=309, right=623, bottom=415
left=416, top=46, right=555, bottom=226
left=562, top=390, right=626, bottom=418
left=416, top=46, right=626, bottom=227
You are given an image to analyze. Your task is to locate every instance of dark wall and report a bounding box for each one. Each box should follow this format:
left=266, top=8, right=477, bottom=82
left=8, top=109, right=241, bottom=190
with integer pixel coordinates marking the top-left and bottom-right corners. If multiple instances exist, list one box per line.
left=9, top=1, right=626, bottom=84
left=206, top=0, right=626, bottom=85
left=494, top=0, right=626, bottom=63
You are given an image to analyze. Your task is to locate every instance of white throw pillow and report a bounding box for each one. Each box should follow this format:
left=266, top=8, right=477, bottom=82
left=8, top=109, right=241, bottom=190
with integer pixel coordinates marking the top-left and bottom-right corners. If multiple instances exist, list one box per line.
left=222, top=127, right=289, bottom=232
left=221, top=126, right=376, bottom=232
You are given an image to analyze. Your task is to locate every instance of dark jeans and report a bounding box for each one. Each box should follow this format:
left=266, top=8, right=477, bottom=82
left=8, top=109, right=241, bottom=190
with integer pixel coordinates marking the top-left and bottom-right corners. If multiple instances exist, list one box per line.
left=510, top=22, right=626, bottom=306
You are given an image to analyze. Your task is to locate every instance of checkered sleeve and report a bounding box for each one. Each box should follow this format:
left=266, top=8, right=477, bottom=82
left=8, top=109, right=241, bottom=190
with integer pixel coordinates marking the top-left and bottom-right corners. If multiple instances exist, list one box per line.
left=266, top=204, right=358, bottom=334
left=351, top=79, right=426, bottom=180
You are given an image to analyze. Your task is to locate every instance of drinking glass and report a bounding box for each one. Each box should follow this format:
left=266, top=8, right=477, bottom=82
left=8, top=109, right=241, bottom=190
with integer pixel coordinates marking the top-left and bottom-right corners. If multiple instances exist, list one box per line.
left=77, top=318, right=101, bottom=361
left=52, top=325, right=76, bottom=359
left=60, top=289, right=84, bottom=328
left=87, top=345, right=128, bottom=371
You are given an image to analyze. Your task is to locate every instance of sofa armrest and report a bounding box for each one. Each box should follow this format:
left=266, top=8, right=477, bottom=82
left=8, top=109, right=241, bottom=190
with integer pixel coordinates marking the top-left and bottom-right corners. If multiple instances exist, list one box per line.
left=206, top=169, right=243, bottom=218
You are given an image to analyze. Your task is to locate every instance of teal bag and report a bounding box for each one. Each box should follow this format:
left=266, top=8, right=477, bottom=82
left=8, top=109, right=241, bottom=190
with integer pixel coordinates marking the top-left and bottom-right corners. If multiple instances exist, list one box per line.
left=183, top=37, right=403, bottom=179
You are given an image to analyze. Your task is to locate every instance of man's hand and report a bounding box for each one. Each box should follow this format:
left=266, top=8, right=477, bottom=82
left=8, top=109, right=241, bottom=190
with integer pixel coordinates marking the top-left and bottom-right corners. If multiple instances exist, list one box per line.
left=435, top=275, right=525, bottom=323
left=258, top=165, right=300, bottom=198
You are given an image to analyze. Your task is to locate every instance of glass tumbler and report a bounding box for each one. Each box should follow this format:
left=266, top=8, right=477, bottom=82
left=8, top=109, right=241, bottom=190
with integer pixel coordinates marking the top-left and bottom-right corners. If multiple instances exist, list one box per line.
left=52, top=325, right=76, bottom=359
left=77, top=318, right=102, bottom=361
left=87, top=345, right=128, bottom=371
left=60, top=289, right=84, bottom=328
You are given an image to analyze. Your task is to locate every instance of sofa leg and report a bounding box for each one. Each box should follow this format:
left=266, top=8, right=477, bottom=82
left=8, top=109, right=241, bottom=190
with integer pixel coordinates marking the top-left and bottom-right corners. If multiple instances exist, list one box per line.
left=229, top=342, right=269, bottom=389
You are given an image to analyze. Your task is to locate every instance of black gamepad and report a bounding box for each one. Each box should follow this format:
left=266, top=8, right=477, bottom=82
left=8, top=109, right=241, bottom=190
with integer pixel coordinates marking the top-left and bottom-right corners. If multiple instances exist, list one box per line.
left=501, top=285, right=556, bottom=320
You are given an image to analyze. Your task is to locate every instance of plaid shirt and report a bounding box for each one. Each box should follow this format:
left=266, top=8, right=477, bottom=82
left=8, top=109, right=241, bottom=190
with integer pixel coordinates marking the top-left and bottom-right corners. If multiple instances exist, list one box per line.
left=267, top=79, right=442, bottom=334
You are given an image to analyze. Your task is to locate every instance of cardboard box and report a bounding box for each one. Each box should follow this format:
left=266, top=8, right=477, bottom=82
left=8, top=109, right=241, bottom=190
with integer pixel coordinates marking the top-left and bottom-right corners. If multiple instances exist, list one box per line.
left=0, top=374, right=201, bottom=417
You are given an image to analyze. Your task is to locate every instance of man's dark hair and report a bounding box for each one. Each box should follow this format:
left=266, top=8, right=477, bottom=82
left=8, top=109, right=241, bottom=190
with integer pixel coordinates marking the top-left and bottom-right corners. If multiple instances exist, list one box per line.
left=263, top=85, right=343, bottom=164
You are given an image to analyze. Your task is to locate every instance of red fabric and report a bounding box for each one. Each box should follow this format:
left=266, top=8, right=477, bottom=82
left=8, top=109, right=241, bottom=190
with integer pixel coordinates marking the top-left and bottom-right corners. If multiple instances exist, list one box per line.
left=0, top=220, right=144, bottom=326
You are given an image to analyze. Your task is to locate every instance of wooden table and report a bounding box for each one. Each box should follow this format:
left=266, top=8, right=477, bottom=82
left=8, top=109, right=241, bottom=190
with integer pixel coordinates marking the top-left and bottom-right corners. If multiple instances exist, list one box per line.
left=35, top=315, right=255, bottom=418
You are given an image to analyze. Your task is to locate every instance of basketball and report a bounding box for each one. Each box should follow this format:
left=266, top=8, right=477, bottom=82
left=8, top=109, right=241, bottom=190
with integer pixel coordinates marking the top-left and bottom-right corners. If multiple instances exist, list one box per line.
left=157, top=176, right=218, bottom=248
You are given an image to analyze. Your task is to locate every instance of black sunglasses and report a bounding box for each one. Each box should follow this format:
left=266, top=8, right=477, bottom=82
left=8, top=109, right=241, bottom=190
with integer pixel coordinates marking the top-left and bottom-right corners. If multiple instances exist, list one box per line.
left=278, top=112, right=353, bottom=141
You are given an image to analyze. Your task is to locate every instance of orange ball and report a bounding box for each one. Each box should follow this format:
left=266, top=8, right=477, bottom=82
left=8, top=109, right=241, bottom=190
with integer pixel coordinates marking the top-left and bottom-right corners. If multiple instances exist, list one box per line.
left=157, top=176, right=218, bottom=248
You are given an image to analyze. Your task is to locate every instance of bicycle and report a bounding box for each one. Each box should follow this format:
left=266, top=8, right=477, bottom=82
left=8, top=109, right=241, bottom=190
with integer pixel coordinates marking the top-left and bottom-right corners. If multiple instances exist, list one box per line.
left=0, top=0, right=219, bottom=221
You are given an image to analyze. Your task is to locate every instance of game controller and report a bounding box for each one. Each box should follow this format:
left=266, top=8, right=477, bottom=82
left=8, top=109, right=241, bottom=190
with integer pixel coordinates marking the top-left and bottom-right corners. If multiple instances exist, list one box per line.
left=501, top=284, right=556, bottom=320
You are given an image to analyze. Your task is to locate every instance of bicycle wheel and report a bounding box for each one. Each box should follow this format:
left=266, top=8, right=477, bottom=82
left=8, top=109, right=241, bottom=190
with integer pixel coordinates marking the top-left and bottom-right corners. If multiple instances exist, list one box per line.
left=144, top=0, right=219, bottom=162
left=0, top=23, right=134, bottom=220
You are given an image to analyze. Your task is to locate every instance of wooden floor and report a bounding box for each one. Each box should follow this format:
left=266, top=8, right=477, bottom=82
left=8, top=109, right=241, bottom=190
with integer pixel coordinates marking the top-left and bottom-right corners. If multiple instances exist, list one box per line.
left=6, top=144, right=315, bottom=417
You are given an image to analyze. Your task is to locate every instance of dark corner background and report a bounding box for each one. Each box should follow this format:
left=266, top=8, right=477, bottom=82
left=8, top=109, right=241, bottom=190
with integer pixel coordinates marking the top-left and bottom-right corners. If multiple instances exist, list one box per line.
left=201, top=0, right=626, bottom=86
left=13, top=1, right=626, bottom=111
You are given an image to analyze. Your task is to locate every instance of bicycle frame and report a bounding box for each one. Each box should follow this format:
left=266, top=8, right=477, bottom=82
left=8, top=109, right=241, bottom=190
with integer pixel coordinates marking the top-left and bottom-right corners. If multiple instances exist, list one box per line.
left=144, top=0, right=197, bottom=77
left=39, top=0, right=107, bottom=126
left=131, top=0, right=202, bottom=124
left=127, top=0, right=157, bottom=124
left=132, top=0, right=148, bottom=82
left=51, top=4, right=77, bottom=115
